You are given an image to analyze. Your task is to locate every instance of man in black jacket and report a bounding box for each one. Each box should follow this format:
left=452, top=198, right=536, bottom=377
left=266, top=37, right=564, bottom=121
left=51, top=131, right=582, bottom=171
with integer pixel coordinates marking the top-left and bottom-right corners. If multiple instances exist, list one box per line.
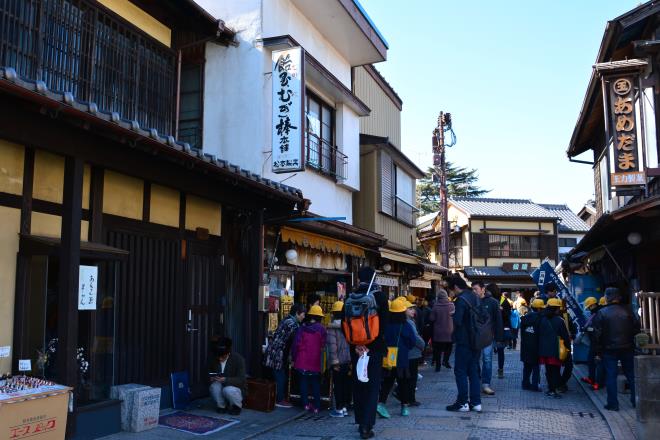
left=351, top=266, right=389, bottom=439
left=209, top=338, right=246, bottom=415
left=472, top=281, right=502, bottom=396
left=592, top=287, right=640, bottom=411
left=446, top=276, right=482, bottom=412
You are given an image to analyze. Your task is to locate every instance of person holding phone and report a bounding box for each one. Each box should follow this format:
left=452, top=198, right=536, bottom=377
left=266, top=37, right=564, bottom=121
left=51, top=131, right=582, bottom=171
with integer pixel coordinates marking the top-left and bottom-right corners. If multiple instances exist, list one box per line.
left=209, top=337, right=246, bottom=415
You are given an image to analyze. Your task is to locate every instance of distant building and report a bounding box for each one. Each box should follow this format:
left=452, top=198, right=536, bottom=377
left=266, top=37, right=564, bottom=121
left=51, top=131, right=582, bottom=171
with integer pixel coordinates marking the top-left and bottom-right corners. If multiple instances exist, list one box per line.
left=539, top=204, right=590, bottom=260
left=418, top=197, right=560, bottom=290
left=577, top=202, right=597, bottom=228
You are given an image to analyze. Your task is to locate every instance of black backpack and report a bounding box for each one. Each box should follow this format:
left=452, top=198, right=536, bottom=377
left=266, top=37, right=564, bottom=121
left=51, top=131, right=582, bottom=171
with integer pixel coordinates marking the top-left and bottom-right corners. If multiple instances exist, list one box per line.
left=459, top=295, right=494, bottom=350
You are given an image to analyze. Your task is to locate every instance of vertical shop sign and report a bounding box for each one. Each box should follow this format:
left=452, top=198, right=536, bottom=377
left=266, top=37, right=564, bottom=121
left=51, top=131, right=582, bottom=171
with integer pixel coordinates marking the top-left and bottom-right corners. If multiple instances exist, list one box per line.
left=608, top=76, right=645, bottom=187
left=272, top=47, right=305, bottom=173
left=78, top=265, right=98, bottom=310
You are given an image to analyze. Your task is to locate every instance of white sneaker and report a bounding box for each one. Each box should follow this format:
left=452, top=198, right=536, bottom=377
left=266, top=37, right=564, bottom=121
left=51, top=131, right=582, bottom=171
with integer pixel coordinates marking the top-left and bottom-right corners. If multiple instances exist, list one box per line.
left=470, top=404, right=482, bottom=412
left=341, top=407, right=348, bottom=416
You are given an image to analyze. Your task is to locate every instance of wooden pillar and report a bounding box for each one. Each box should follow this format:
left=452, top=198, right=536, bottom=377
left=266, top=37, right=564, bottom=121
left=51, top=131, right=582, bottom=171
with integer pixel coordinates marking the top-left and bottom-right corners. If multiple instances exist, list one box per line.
left=249, top=209, right=265, bottom=375
left=57, top=156, right=83, bottom=389
left=12, top=147, right=35, bottom=366
left=89, top=167, right=104, bottom=243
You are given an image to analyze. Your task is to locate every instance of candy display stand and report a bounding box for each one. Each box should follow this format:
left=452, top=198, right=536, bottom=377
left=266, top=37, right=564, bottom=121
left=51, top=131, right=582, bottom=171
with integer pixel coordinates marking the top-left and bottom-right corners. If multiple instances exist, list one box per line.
left=0, top=376, right=72, bottom=440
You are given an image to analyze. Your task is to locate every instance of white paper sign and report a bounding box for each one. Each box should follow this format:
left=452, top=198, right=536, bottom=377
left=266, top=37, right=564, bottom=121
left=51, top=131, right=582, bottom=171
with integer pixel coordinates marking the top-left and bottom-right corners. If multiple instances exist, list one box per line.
left=0, top=346, right=10, bottom=358
left=78, top=265, right=98, bottom=310
left=18, top=359, right=31, bottom=371
left=375, top=275, right=399, bottom=287
left=272, top=47, right=304, bottom=173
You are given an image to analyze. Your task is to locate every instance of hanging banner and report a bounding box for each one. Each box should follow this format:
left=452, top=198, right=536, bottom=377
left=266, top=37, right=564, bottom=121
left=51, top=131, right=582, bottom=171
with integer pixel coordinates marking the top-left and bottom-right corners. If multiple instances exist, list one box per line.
left=272, top=47, right=305, bottom=173
left=607, top=75, right=645, bottom=187
left=531, top=261, right=586, bottom=329
left=78, top=265, right=98, bottom=310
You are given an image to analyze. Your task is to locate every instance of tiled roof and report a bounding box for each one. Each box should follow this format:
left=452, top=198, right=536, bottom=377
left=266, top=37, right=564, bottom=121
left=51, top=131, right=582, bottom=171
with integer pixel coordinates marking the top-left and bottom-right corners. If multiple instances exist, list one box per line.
left=464, top=266, right=535, bottom=278
left=0, top=67, right=303, bottom=201
left=451, top=197, right=557, bottom=219
left=539, top=204, right=590, bottom=233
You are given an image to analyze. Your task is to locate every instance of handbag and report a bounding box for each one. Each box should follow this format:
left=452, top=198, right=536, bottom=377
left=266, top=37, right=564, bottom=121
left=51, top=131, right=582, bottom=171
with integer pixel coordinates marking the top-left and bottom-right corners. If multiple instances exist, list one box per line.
left=382, top=325, right=403, bottom=369
left=558, top=337, right=569, bottom=362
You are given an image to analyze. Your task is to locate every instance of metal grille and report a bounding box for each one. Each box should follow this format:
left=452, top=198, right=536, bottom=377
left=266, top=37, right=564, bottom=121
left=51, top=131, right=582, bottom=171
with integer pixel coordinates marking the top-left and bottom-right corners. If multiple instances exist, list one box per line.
left=305, top=131, right=348, bottom=180
left=0, top=0, right=175, bottom=134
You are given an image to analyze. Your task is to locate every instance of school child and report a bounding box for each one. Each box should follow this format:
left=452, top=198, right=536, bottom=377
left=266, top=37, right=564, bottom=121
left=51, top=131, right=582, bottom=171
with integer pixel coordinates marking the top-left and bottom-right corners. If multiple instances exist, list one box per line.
left=538, top=298, right=571, bottom=398
left=292, top=305, right=327, bottom=413
left=405, top=300, right=426, bottom=406
left=520, top=299, right=545, bottom=391
left=376, top=297, right=416, bottom=418
left=327, top=301, right=351, bottom=417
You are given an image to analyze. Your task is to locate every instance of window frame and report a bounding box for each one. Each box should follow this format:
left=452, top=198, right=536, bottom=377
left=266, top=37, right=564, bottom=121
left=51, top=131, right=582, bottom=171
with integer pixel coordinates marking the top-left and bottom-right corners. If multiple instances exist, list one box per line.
left=177, top=60, right=205, bottom=150
left=305, top=90, right=336, bottom=177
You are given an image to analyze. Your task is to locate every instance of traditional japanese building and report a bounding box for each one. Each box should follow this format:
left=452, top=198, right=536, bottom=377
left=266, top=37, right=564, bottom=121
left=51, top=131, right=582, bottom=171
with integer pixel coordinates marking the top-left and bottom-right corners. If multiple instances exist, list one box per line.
left=0, top=0, right=305, bottom=436
left=565, top=3, right=660, bottom=435
left=538, top=204, right=590, bottom=260
left=566, top=0, right=660, bottom=295
left=418, top=197, right=560, bottom=291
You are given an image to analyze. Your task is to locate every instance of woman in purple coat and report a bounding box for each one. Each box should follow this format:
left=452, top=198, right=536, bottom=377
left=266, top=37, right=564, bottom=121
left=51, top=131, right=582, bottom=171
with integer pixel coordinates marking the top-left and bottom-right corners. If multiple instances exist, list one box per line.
left=292, top=305, right=327, bottom=413
left=429, top=289, right=455, bottom=371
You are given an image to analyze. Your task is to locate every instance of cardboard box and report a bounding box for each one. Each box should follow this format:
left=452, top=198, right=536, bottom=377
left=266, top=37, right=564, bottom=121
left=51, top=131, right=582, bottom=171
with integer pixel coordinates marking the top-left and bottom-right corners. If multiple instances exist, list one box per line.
left=0, top=390, right=70, bottom=440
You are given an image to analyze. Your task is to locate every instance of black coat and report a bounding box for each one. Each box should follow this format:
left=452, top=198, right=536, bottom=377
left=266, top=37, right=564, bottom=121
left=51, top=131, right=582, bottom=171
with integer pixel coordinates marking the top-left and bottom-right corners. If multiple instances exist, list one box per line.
left=537, top=310, right=570, bottom=359
left=452, top=289, right=479, bottom=348
left=592, top=304, right=640, bottom=353
left=520, top=311, right=542, bottom=364
left=482, top=293, right=503, bottom=342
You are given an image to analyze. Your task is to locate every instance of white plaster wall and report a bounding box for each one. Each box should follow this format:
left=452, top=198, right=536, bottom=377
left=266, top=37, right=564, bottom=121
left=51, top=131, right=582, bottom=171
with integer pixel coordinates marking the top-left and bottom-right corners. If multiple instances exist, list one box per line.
left=196, top=0, right=358, bottom=223
left=199, top=0, right=265, bottom=167
left=336, top=103, right=360, bottom=191
left=262, top=0, right=352, bottom=87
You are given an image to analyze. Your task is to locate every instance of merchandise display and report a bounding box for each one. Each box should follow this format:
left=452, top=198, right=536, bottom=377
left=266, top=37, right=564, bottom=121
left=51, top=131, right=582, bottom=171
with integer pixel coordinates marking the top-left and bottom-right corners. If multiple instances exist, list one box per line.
left=0, top=375, right=68, bottom=401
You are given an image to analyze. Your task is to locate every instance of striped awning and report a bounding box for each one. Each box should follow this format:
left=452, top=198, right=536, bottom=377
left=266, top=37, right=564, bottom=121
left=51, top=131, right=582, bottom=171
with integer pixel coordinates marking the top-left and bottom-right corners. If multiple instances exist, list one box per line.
left=281, top=226, right=365, bottom=258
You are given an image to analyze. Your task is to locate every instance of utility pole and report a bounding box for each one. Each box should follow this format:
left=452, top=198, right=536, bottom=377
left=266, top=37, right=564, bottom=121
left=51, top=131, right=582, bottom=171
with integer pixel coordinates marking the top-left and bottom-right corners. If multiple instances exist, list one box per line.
left=433, top=112, right=452, bottom=269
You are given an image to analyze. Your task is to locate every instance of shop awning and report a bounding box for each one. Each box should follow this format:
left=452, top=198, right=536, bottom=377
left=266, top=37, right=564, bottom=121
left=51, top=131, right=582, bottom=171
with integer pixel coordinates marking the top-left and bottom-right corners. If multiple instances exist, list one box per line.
left=379, top=248, right=419, bottom=265
left=281, top=226, right=365, bottom=258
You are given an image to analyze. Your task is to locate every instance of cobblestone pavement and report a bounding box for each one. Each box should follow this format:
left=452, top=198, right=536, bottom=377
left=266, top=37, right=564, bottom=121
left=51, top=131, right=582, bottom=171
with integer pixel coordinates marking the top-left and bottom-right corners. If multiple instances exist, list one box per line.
left=256, top=349, right=614, bottom=440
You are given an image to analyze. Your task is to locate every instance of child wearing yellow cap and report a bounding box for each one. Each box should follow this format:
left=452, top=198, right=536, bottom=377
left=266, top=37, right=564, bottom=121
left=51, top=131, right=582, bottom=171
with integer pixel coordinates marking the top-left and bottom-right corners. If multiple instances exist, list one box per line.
left=327, top=301, right=351, bottom=418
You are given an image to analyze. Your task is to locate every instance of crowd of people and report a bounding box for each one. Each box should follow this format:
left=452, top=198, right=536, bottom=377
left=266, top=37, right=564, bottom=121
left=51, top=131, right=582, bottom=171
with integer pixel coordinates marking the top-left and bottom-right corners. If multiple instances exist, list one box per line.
left=253, top=266, right=642, bottom=439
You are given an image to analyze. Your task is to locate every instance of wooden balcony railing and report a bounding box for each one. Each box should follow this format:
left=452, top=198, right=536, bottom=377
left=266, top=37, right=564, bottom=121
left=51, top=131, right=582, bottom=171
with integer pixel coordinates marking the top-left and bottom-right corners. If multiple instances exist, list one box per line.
left=0, top=0, right=175, bottom=134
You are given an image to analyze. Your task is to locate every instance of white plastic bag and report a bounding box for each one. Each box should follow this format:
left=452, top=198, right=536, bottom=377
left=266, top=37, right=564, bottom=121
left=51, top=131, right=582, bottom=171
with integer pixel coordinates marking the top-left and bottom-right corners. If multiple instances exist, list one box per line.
left=357, top=353, right=370, bottom=383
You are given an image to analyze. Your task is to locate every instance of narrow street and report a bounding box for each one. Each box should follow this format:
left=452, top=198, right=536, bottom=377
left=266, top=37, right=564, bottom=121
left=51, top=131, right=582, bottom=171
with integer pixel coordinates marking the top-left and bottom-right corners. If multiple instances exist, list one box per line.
left=259, top=352, right=613, bottom=440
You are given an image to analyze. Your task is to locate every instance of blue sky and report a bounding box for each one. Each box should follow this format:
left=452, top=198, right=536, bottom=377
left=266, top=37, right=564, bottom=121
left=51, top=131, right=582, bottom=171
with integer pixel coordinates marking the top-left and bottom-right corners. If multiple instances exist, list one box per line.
left=360, top=0, right=641, bottom=212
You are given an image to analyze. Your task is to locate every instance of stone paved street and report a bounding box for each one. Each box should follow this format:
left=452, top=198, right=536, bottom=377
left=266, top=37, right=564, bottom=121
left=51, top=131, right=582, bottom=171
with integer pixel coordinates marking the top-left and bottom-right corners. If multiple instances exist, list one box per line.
left=257, top=349, right=614, bottom=440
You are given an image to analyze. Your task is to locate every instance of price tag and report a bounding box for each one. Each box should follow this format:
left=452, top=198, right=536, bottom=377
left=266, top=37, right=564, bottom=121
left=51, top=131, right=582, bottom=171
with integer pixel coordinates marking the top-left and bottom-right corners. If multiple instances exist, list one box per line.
left=19, top=359, right=32, bottom=371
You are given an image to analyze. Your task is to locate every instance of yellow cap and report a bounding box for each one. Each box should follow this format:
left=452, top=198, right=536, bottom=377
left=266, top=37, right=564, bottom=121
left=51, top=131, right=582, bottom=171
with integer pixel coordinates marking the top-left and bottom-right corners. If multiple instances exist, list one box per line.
left=405, top=300, right=415, bottom=309
left=531, top=299, right=545, bottom=309
left=308, top=305, right=324, bottom=317
left=546, top=298, right=562, bottom=308
left=583, top=297, right=597, bottom=309
left=519, top=298, right=527, bottom=305
left=389, top=299, right=408, bottom=313
left=599, top=297, right=607, bottom=306
left=406, top=295, right=416, bottom=303
left=331, top=301, right=344, bottom=313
